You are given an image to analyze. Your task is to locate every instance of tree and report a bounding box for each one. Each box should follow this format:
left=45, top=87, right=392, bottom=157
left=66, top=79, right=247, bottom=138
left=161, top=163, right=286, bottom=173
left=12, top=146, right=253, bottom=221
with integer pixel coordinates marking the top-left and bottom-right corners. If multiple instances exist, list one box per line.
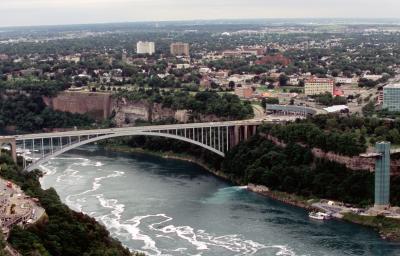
left=278, top=74, right=289, bottom=87
left=228, top=81, right=235, bottom=90
left=362, top=101, right=375, bottom=117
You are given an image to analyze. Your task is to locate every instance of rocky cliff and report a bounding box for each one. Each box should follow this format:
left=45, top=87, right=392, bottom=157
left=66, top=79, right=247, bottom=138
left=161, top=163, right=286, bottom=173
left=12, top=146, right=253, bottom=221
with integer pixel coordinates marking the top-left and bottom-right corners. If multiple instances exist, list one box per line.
left=111, top=97, right=189, bottom=126
left=44, top=91, right=194, bottom=126
left=43, top=91, right=112, bottom=121
left=45, top=91, right=233, bottom=127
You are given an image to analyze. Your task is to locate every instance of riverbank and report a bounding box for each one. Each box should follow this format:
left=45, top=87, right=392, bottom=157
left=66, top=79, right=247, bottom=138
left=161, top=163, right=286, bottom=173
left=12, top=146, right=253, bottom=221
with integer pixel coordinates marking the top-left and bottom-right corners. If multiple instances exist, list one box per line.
left=342, top=213, right=400, bottom=241
left=103, top=144, right=400, bottom=243
left=246, top=184, right=315, bottom=211
left=103, top=144, right=238, bottom=183
left=0, top=155, right=143, bottom=256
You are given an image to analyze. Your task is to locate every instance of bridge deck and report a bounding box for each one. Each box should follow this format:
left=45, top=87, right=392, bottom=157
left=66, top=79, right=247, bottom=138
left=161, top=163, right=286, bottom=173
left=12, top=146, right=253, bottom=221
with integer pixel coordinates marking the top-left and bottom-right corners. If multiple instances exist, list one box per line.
left=15, top=119, right=265, bottom=140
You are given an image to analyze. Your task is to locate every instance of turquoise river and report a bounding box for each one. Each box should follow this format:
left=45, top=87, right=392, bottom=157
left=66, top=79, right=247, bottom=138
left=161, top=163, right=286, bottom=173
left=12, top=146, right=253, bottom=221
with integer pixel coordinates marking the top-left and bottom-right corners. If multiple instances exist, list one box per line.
left=39, top=146, right=400, bottom=256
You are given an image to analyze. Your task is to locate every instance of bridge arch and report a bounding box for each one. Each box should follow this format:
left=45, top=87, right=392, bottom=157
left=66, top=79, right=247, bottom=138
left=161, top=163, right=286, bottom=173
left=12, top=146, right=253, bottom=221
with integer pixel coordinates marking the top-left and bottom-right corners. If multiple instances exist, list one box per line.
left=25, top=131, right=225, bottom=172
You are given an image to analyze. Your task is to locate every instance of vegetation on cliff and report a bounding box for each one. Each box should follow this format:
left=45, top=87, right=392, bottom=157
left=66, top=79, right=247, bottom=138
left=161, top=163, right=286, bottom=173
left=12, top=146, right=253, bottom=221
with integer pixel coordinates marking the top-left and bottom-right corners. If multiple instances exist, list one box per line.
left=0, top=94, right=93, bottom=132
left=261, top=122, right=367, bottom=156
left=0, top=233, right=5, bottom=256
left=114, top=89, right=254, bottom=120
left=260, top=114, right=400, bottom=156
left=0, top=155, right=143, bottom=256
left=221, top=135, right=400, bottom=207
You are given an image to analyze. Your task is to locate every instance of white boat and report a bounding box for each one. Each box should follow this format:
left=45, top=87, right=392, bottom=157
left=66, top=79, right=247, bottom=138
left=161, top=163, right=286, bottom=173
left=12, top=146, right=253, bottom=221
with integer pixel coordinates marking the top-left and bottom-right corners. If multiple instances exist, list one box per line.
left=309, top=212, right=331, bottom=220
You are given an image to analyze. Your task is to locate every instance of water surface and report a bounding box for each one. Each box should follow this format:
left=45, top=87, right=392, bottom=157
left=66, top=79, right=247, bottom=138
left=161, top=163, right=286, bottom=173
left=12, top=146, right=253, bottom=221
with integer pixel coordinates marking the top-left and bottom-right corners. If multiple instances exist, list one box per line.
left=40, top=146, right=400, bottom=256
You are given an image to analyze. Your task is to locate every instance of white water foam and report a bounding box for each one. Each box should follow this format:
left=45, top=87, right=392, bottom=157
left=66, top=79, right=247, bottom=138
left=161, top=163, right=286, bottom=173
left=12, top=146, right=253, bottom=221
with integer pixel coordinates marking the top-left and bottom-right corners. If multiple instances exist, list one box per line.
left=42, top=157, right=299, bottom=256
left=66, top=170, right=124, bottom=211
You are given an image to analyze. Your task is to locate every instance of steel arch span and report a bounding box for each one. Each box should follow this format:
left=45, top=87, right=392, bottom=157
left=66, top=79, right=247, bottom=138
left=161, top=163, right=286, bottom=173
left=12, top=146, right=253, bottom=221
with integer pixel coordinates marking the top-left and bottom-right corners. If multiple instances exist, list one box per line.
left=24, top=131, right=225, bottom=172
left=13, top=120, right=263, bottom=172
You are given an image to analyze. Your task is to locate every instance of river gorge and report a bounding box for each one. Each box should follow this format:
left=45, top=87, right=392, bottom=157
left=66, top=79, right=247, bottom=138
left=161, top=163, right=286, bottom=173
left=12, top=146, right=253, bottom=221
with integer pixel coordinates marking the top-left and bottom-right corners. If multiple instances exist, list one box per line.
left=39, top=146, right=400, bottom=256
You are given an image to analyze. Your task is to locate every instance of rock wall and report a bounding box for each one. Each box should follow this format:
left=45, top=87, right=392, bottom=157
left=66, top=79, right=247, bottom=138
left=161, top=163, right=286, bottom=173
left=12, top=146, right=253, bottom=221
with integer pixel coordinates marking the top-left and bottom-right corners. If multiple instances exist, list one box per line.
left=111, top=98, right=190, bottom=126
left=45, top=92, right=228, bottom=127
left=43, top=91, right=112, bottom=121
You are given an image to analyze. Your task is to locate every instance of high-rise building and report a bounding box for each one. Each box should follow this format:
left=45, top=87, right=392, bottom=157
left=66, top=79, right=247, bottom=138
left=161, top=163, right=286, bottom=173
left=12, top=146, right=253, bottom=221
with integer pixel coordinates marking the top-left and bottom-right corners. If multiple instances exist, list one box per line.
left=136, top=41, right=155, bottom=55
left=170, top=42, right=190, bottom=56
left=374, top=142, right=391, bottom=209
left=383, top=84, right=400, bottom=112
left=304, top=78, right=334, bottom=96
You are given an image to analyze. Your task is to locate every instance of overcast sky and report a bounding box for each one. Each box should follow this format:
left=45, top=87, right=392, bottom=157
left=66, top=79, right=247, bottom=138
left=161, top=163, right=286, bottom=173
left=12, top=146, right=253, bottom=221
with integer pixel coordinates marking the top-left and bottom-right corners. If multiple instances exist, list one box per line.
left=1, top=0, right=399, bottom=27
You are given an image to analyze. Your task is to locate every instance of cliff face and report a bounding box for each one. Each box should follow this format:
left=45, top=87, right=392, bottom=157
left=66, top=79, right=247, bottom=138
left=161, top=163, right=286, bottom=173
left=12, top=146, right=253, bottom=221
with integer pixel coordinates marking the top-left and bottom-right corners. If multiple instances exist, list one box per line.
left=43, top=91, right=112, bottom=121
left=111, top=98, right=189, bottom=126
left=44, top=92, right=191, bottom=126
left=45, top=91, right=233, bottom=127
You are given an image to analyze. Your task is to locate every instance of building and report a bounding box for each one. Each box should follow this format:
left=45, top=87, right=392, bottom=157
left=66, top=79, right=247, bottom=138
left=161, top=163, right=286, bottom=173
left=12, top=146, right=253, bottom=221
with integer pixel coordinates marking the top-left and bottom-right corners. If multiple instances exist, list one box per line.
left=378, top=90, right=384, bottom=105
left=170, top=43, right=190, bottom=56
left=374, top=142, right=391, bottom=209
left=383, top=84, right=400, bottom=112
left=136, top=41, right=155, bottom=55
left=235, top=87, right=253, bottom=99
left=0, top=54, right=9, bottom=61
left=222, top=47, right=265, bottom=57
left=323, top=105, right=349, bottom=114
left=304, top=78, right=334, bottom=96
left=335, top=77, right=354, bottom=84
left=363, top=74, right=383, bottom=81
left=266, top=104, right=316, bottom=117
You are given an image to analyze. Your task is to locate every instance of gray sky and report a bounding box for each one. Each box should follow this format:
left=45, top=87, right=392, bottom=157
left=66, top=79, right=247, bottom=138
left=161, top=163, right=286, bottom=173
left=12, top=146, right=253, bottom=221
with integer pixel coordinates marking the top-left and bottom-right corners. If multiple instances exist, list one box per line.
left=1, top=0, right=399, bottom=27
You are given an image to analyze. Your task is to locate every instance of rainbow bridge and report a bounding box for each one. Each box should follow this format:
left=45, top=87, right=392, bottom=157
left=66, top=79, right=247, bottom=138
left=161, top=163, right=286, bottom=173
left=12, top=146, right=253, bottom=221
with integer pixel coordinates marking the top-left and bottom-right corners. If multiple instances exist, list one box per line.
left=2, top=119, right=275, bottom=172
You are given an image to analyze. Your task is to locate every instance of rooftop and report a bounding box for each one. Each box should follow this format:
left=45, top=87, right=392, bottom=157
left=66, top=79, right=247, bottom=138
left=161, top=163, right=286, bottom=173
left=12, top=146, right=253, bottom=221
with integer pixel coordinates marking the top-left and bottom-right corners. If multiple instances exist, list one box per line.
left=384, top=84, right=400, bottom=89
left=323, top=105, right=349, bottom=113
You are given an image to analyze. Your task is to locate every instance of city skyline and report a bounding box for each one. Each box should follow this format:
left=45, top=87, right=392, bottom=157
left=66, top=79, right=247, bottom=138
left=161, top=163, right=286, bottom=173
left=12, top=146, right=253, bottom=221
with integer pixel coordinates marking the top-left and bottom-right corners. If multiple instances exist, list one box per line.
left=1, top=0, right=400, bottom=27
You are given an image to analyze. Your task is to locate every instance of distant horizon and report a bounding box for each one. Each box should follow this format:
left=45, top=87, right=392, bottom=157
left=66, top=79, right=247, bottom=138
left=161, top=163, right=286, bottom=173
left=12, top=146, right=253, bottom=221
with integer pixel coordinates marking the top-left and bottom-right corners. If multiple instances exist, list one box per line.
left=2, top=17, right=400, bottom=30
left=1, top=0, right=399, bottom=28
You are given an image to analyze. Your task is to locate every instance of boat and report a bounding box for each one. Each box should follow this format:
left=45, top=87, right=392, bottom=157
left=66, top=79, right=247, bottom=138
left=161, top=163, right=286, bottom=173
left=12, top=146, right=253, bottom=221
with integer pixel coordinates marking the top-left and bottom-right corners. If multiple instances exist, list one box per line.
left=309, top=212, right=332, bottom=220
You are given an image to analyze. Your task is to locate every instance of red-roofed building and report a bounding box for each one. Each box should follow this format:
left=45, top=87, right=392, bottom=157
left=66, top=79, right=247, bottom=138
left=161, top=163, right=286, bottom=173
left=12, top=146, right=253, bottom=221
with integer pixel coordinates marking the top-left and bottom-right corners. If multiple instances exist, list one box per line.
left=333, top=87, right=344, bottom=97
left=255, top=54, right=291, bottom=66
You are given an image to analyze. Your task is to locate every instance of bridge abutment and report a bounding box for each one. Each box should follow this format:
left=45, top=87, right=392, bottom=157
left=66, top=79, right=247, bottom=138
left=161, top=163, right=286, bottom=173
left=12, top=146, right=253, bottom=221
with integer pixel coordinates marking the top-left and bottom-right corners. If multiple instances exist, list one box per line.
left=0, top=137, right=17, bottom=163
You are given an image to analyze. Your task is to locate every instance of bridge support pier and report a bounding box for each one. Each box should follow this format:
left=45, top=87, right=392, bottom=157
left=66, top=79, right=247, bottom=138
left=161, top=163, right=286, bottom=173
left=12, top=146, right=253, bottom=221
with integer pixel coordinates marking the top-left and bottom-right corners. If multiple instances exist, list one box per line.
left=244, top=125, right=249, bottom=141
left=0, top=137, right=17, bottom=163
left=233, top=126, right=240, bottom=147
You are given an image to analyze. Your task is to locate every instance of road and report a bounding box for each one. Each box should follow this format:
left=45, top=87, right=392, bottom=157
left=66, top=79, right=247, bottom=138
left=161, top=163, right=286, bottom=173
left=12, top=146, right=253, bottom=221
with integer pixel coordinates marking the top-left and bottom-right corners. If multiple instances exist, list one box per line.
left=252, top=104, right=265, bottom=119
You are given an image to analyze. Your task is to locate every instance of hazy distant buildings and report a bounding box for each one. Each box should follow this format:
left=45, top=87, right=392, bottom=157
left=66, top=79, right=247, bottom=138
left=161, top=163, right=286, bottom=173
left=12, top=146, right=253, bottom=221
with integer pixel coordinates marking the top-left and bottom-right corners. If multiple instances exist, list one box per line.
left=136, top=41, right=155, bottom=55
left=170, top=42, right=190, bottom=56
left=304, top=78, right=334, bottom=96
left=383, top=84, right=400, bottom=112
left=222, top=47, right=266, bottom=57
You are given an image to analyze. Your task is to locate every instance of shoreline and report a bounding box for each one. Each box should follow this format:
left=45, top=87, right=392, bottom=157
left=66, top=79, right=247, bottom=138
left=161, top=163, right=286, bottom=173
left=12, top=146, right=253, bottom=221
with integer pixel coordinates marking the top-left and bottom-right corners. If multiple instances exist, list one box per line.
left=103, top=144, right=400, bottom=242
left=103, top=145, right=237, bottom=183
